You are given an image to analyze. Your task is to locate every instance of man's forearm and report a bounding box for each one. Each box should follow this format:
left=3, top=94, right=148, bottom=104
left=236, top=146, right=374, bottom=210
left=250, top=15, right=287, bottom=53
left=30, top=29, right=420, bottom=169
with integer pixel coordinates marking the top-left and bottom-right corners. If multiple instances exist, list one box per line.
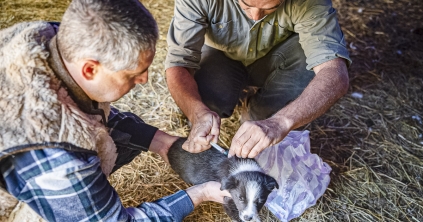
left=1, top=149, right=194, bottom=222
left=149, top=130, right=179, bottom=164
left=185, top=183, right=206, bottom=207
left=166, top=66, right=209, bottom=121
left=271, top=58, right=349, bottom=130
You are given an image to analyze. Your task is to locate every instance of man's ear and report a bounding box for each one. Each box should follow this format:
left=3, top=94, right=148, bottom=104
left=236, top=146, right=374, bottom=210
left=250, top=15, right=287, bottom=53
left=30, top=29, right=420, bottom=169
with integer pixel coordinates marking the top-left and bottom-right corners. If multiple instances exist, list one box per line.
left=220, top=176, right=238, bottom=191
left=81, top=60, right=100, bottom=80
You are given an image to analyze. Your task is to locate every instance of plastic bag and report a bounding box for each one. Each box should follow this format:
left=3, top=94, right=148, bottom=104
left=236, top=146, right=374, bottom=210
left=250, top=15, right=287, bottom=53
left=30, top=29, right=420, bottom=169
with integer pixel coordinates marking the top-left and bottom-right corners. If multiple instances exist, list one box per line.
left=255, top=130, right=331, bottom=221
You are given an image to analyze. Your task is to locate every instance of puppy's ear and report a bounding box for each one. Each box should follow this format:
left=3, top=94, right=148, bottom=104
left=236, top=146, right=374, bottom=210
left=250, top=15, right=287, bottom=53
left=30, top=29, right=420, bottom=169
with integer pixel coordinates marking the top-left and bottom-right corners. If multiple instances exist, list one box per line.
left=265, top=176, right=279, bottom=191
left=220, top=176, right=238, bottom=191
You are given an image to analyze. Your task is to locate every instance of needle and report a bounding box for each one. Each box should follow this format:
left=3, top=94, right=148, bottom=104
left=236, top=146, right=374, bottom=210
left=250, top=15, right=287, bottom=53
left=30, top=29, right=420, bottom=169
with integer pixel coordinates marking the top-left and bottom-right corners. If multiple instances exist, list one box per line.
left=210, top=142, right=229, bottom=156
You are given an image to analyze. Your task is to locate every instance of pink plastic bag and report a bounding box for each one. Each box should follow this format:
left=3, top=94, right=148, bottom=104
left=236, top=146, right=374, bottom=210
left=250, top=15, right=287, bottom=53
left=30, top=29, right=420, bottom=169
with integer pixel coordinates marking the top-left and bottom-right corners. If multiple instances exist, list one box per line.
left=255, top=130, right=332, bottom=221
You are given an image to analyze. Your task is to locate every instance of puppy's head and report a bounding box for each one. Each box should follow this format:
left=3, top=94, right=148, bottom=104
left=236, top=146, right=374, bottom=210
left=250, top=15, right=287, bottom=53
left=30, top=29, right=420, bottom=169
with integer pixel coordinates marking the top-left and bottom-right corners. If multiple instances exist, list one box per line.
left=221, top=172, right=278, bottom=222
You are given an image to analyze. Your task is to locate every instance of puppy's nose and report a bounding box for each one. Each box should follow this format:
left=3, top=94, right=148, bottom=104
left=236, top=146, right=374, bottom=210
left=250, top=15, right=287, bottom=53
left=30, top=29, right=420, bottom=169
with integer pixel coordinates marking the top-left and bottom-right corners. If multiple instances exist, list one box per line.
left=243, top=215, right=253, bottom=221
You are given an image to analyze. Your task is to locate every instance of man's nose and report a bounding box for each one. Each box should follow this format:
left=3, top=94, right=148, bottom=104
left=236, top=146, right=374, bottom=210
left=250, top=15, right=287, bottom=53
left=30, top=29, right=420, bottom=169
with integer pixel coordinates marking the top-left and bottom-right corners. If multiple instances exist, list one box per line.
left=134, top=72, right=148, bottom=84
left=249, top=8, right=264, bottom=21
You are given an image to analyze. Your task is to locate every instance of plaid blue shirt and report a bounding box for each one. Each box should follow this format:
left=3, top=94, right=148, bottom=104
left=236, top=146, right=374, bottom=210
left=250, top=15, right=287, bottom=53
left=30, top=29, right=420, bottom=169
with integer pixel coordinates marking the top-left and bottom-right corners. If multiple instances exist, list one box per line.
left=0, top=108, right=194, bottom=222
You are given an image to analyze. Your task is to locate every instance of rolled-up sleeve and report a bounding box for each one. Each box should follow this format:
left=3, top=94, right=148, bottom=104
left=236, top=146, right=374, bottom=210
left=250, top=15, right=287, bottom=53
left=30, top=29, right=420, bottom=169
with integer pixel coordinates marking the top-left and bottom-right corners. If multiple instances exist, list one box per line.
left=165, top=0, right=209, bottom=70
left=292, top=0, right=352, bottom=70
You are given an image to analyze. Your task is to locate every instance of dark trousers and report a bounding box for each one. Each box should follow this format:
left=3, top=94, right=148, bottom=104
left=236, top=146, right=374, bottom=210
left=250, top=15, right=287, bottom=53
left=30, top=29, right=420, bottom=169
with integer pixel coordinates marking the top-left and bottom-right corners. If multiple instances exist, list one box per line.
left=194, top=34, right=315, bottom=120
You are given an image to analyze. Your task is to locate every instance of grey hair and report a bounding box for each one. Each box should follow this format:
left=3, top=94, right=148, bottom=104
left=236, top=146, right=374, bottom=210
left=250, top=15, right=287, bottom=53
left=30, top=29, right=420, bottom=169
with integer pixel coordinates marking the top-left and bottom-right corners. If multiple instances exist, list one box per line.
left=57, top=0, right=158, bottom=72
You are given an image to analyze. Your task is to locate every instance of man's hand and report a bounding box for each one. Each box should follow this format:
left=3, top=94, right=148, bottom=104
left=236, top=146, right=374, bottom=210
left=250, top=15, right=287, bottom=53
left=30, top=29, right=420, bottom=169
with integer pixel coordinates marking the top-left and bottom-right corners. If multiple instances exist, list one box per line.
left=228, top=117, right=289, bottom=158
left=183, top=109, right=221, bottom=153
left=166, top=67, right=221, bottom=153
left=185, top=181, right=231, bottom=207
left=228, top=58, right=349, bottom=158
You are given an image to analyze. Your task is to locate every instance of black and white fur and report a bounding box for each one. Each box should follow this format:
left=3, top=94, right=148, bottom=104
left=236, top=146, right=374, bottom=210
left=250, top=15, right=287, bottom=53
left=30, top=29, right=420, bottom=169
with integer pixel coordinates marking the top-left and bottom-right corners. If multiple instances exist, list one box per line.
left=168, top=138, right=279, bottom=222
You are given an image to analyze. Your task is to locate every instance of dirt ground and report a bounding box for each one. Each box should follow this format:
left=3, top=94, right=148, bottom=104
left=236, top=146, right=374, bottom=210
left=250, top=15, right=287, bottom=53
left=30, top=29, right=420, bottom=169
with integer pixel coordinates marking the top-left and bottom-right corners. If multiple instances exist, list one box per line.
left=1, top=0, right=422, bottom=221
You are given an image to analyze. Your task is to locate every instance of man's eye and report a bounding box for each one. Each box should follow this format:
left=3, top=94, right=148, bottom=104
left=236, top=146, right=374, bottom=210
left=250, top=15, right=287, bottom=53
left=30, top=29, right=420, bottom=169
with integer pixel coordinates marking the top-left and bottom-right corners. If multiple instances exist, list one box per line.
left=238, top=196, right=245, bottom=201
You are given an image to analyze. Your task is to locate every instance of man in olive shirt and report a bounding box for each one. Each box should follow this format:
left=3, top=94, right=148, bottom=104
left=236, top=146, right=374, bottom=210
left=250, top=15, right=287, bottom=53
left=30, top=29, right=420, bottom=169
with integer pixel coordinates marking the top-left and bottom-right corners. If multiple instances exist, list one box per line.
left=165, top=0, right=351, bottom=158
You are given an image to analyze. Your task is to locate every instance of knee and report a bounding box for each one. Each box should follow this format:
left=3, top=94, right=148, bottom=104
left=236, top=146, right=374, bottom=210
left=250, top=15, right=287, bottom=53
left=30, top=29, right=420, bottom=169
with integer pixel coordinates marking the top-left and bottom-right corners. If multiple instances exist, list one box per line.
left=247, top=102, right=283, bottom=121
left=247, top=94, right=295, bottom=121
left=202, top=95, right=236, bottom=118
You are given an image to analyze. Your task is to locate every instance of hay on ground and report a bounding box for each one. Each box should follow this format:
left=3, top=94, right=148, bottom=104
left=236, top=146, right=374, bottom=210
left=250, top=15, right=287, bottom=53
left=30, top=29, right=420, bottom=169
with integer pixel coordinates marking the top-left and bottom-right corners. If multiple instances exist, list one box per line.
left=1, top=0, right=422, bottom=221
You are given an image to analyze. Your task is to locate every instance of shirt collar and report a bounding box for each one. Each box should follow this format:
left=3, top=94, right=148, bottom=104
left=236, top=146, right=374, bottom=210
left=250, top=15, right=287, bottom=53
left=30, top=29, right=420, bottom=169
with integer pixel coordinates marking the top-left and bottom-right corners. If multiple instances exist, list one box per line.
left=48, top=36, right=107, bottom=125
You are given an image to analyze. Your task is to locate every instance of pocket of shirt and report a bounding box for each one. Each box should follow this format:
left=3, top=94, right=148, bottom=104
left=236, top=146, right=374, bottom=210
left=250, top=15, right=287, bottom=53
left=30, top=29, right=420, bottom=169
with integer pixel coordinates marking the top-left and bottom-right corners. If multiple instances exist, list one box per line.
left=257, top=22, right=292, bottom=52
left=207, top=20, right=239, bottom=52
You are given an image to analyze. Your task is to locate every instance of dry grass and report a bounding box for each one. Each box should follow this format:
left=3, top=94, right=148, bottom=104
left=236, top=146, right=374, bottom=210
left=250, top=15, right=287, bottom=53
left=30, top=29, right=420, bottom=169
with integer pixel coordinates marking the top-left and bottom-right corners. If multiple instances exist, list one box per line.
left=1, top=0, right=422, bottom=221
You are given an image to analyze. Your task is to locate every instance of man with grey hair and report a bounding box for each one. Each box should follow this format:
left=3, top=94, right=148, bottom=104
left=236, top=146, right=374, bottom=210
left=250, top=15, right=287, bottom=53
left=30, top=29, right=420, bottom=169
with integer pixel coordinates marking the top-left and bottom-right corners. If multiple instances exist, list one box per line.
left=0, top=0, right=229, bottom=221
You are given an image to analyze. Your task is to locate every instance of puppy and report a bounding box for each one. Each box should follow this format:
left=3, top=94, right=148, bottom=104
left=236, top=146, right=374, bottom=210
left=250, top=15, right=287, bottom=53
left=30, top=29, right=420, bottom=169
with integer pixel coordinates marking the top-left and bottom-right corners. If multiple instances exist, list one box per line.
left=167, top=138, right=278, bottom=222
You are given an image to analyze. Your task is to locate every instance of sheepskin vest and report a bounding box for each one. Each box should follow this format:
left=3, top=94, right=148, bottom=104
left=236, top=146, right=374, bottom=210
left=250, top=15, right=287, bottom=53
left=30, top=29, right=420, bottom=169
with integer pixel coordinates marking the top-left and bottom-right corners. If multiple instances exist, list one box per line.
left=0, top=22, right=118, bottom=185
left=0, top=22, right=121, bottom=221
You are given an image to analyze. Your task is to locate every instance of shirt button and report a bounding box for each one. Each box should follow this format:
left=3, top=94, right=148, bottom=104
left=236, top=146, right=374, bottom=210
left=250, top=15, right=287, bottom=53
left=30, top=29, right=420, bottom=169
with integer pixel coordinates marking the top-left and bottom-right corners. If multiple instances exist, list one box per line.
left=249, top=48, right=253, bottom=52
left=219, top=25, right=223, bottom=28
left=275, top=22, right=278, bottom=26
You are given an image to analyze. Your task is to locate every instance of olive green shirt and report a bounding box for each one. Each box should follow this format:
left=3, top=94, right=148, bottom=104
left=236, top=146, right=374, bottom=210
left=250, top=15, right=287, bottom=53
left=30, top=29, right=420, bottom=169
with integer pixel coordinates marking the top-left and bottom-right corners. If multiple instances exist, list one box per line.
left=165, top=0, right=351, bottom=71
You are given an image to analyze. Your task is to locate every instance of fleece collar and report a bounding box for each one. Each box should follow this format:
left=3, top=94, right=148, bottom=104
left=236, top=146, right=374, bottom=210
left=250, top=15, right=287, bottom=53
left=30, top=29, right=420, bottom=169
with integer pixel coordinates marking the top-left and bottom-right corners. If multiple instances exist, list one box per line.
left=47, top=36, right=107, bottom=125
